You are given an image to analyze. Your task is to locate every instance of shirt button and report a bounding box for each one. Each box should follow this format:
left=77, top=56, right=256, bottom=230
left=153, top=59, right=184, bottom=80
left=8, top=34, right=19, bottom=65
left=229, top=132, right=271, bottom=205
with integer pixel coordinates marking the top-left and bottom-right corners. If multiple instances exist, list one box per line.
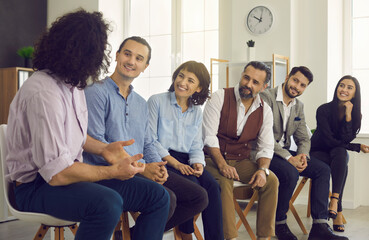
left=224, top=152, right=227, bottom=155
left=126, top=113, right=128, bottom=116
left=238, top=154, right=241, bottom=156
left=245, top=143, right=247, bottom=146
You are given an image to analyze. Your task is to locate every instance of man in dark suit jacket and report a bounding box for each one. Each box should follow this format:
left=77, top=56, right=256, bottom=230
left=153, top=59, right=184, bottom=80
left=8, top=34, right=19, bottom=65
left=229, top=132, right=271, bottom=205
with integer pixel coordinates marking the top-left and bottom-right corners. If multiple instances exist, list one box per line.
left=260, top=66, right=348, bottom=240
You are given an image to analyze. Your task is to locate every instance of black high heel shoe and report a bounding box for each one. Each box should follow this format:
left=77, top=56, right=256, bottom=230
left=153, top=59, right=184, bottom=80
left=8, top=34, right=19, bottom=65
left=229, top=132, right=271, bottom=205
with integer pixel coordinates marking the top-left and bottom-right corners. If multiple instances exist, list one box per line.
left=333, top=224, right=345, bottom=232
left=328, top=196, right=339, bottom=220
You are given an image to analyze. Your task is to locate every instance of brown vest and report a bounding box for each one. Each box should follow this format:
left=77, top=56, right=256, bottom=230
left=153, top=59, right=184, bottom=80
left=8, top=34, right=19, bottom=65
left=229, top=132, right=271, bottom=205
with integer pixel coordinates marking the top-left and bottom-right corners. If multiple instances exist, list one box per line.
left=217, top=88, right=264, bottom=160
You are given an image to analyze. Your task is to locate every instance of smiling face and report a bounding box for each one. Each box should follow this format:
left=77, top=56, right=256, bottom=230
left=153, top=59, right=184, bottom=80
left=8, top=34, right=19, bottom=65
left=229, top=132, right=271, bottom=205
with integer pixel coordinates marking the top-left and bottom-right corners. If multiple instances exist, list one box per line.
left=114, top=39, right=149, bottom=81
left=283, top=71, right=309, bottom=99
left=174, top=69, right=202, bottom=101
left=239, top=65, right=268, bottom=99
left=336, top=78, right=356, bottom=102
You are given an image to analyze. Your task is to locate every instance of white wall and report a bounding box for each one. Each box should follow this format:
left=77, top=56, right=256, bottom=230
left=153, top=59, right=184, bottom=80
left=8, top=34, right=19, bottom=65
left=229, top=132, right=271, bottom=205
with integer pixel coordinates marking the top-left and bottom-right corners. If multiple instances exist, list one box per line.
left=221, top=0, right=369, bottom=208
left=47, top=0, right=125, bottom=75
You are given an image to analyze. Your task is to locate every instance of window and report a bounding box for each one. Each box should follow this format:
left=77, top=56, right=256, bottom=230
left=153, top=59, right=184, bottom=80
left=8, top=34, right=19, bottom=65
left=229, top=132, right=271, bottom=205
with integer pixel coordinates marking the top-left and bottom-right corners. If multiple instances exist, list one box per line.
left=352, top=0, right=369, bottom=133
left=128, top=0, right=219, bottom=100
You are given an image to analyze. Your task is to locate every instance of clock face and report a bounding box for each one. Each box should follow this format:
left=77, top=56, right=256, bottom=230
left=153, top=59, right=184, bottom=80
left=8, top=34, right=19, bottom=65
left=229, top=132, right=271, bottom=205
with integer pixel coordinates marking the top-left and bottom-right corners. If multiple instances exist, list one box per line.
left=247, top=6, right=273, bottom=35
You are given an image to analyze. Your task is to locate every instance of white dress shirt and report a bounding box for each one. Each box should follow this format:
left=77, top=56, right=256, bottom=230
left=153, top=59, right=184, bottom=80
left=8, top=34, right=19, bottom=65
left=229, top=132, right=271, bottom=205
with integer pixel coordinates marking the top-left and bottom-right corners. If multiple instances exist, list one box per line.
left=202, top=83, right=274, bottom=161
left=276, top=84, right=296, bottom=147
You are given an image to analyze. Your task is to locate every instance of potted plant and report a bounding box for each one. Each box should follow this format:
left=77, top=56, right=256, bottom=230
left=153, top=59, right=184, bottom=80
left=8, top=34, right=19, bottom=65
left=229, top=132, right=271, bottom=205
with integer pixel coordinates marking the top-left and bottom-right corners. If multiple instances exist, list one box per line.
left=246, top=40, right=255, bottom=61
left=246, top=40, right=255, bottom=47
left=17, top=46, right=34, bottom=68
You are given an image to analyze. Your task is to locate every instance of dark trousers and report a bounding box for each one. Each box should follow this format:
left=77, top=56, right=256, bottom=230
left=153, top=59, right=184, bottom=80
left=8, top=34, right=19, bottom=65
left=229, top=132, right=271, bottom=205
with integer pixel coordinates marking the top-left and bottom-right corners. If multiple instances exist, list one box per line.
left=269, top=151, right=331, bottom=222
left=15, top=174, right=170, bottom=240
left=311, top=147, right=349, bottom=212
left=166, top=150, right=224, bottom=240
left=163, top=169, right=209, bottom=232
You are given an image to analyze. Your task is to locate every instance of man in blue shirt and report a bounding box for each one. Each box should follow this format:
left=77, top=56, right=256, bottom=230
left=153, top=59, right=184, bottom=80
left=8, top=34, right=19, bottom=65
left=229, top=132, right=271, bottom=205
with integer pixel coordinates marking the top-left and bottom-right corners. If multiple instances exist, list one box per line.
left=83, top=36, right=208, bottom=233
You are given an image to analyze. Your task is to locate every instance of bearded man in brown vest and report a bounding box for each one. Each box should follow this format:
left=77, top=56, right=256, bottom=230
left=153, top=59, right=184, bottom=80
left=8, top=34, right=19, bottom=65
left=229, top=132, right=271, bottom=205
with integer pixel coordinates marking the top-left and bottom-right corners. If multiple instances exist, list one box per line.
left=203, top=61, right=278, bottom=240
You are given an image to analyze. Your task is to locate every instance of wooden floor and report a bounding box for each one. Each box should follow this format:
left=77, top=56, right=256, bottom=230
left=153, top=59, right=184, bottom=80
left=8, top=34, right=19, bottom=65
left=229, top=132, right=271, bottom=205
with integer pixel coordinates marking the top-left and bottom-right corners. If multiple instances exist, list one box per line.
left=1, top=204, right=368, bottom=239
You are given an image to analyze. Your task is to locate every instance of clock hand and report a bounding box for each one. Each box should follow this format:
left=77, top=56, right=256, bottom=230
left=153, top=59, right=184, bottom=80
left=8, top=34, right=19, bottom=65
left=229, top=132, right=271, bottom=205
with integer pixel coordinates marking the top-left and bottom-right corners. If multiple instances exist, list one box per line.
left=260, top=8, right=263, bottom=22
left=253, top=16, right=262, bottom=22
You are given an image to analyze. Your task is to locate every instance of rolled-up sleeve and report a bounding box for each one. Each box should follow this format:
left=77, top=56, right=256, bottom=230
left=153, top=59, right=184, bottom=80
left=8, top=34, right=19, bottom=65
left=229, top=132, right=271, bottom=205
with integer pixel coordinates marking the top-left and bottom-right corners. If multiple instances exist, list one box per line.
left=202, top=90, right=224, bottom=148
left=255, top=103, right=274, bottom=160
left=27, top=91, right=75, bottom=182
left=188, top=114, right=206, bottom=166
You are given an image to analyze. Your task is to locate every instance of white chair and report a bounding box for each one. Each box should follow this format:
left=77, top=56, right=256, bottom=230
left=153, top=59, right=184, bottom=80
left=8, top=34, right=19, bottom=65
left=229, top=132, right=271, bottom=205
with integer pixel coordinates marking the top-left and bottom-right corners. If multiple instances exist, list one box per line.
left=0, top=124, right=78, bottom=240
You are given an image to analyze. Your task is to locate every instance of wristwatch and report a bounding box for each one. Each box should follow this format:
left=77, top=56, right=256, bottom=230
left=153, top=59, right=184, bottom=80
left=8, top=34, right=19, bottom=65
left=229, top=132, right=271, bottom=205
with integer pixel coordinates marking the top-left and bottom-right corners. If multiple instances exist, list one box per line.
left=258, top=168, right=270, bottom=176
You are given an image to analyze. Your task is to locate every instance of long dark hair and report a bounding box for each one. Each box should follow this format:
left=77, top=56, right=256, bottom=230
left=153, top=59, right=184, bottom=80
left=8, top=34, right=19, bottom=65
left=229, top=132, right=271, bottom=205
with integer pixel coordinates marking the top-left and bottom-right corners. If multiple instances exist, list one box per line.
left=169, top=61, right=210, bottom=106
left=33, top=9, right=111, bottom=89
left=332, top=75, right=362, bottom=134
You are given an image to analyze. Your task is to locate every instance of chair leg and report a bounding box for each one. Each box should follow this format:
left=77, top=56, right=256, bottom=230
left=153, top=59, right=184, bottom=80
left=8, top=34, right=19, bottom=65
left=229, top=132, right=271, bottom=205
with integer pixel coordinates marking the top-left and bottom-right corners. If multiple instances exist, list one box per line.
left=113, top=212, right=131, bottom=240
left=289, top=201, right=308, bottom=234
left=193, top=214, right=203, bottom=240
left=173, top=226, right=182, bottom=240
left=289, top=177, right=308, bottom=234
left=233, top=194, right=256, bottom=240
left=68, top=224, right=78, bottom=235
left=307, top=178, right=312, bottom=217
left=54, top=227, right=64, bottom=240
left=236, top=190, right=258, bottom=230
left=33, top=224, right=49, bottom=240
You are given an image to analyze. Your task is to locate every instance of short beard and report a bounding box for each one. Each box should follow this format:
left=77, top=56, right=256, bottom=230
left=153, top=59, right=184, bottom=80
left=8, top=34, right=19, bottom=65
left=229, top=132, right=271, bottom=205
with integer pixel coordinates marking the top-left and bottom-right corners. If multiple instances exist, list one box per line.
left=239, top=85, right=253, bottom=99
left=284, top=83, right=299, bottom=99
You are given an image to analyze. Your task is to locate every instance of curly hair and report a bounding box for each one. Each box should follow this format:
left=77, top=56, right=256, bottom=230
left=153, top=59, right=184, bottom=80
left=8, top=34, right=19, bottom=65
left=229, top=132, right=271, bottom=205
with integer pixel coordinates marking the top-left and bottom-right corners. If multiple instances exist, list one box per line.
left=33, top=9, right=111, bottom=89
left=168, top=61, right=210, bottom=106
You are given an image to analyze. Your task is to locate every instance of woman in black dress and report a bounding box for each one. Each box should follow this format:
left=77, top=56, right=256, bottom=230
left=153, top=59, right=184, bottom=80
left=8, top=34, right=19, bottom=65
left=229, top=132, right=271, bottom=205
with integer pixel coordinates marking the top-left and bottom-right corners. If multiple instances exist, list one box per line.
left=310, top=75, right=369, bottom=232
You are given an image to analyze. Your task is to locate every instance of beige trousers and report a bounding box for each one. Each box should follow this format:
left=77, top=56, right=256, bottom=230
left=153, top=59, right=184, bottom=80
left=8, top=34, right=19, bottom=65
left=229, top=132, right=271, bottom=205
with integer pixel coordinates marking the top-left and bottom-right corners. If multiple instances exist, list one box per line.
left=205, top=158, right=278, bottom=239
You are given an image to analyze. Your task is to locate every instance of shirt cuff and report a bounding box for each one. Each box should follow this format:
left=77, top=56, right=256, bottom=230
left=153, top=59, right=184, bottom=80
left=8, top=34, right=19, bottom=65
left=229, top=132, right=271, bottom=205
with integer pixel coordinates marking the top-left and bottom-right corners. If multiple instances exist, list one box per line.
left=204, top=136, right=220, bottom=148
left=188, top=154, right=206, bottom=166
left=157, top=148, right=170, bottom=159
left=39, top=153, right=75, bottom=183
left=255, top=149, right=274, bottom=161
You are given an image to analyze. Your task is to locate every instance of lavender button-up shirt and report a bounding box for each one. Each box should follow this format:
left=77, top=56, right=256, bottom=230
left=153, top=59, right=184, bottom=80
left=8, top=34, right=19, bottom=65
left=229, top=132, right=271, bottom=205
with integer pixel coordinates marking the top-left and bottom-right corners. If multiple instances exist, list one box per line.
left=6, top=70, right=87, bottom=183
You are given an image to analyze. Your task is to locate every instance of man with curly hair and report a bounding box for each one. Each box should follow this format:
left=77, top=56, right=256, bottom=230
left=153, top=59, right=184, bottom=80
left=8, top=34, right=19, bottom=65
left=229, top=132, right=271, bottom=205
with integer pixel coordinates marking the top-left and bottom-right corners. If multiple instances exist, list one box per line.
left=5, top=9, right=170, bottom=240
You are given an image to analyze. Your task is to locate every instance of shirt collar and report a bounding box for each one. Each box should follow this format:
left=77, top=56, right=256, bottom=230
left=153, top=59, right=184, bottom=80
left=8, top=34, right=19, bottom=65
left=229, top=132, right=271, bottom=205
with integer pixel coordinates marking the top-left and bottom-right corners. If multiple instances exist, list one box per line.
left=107, top=77, right=134, bottom=95
left=277, top=84, right=296, bottom=107
left=169, top=91, right=194, bottom=112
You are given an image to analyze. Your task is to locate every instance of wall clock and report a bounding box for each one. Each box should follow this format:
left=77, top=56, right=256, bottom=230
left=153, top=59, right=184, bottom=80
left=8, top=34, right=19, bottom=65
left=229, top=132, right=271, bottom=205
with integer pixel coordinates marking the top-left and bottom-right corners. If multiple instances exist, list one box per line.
left=246, top=6, right=274, bottom=35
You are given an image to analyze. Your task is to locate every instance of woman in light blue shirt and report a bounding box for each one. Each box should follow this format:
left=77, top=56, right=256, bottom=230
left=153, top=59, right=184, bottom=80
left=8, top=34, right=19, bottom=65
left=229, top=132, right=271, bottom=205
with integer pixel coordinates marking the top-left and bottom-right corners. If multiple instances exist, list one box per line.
left=148, top=61, right=223, bottom=240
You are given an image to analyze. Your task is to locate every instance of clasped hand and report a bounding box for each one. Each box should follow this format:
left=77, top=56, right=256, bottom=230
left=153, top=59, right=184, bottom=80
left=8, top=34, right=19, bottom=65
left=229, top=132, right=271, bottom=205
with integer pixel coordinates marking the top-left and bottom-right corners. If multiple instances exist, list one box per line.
left=288, top=154, right=308, bottom=172
left=174, top=162, right=204, bottom=177
left=142, top=161, right=168, bottom=185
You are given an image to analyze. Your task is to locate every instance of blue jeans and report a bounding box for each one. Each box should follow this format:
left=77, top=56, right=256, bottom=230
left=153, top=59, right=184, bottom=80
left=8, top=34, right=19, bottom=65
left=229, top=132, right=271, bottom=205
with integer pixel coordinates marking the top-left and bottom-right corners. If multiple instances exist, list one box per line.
left=167, top=150, right=223, bottom=240
left=15, top=174, right=170, bottom=240
left=269, top=151, right=331, bottom=222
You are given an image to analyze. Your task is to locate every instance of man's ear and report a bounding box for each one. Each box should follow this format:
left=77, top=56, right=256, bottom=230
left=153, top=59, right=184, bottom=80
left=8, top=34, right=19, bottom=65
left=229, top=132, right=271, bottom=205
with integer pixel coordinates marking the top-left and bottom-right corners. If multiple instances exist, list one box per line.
left=142, top=63, right=150, bottom=73
left=261, top=83, right=268, bottom=92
